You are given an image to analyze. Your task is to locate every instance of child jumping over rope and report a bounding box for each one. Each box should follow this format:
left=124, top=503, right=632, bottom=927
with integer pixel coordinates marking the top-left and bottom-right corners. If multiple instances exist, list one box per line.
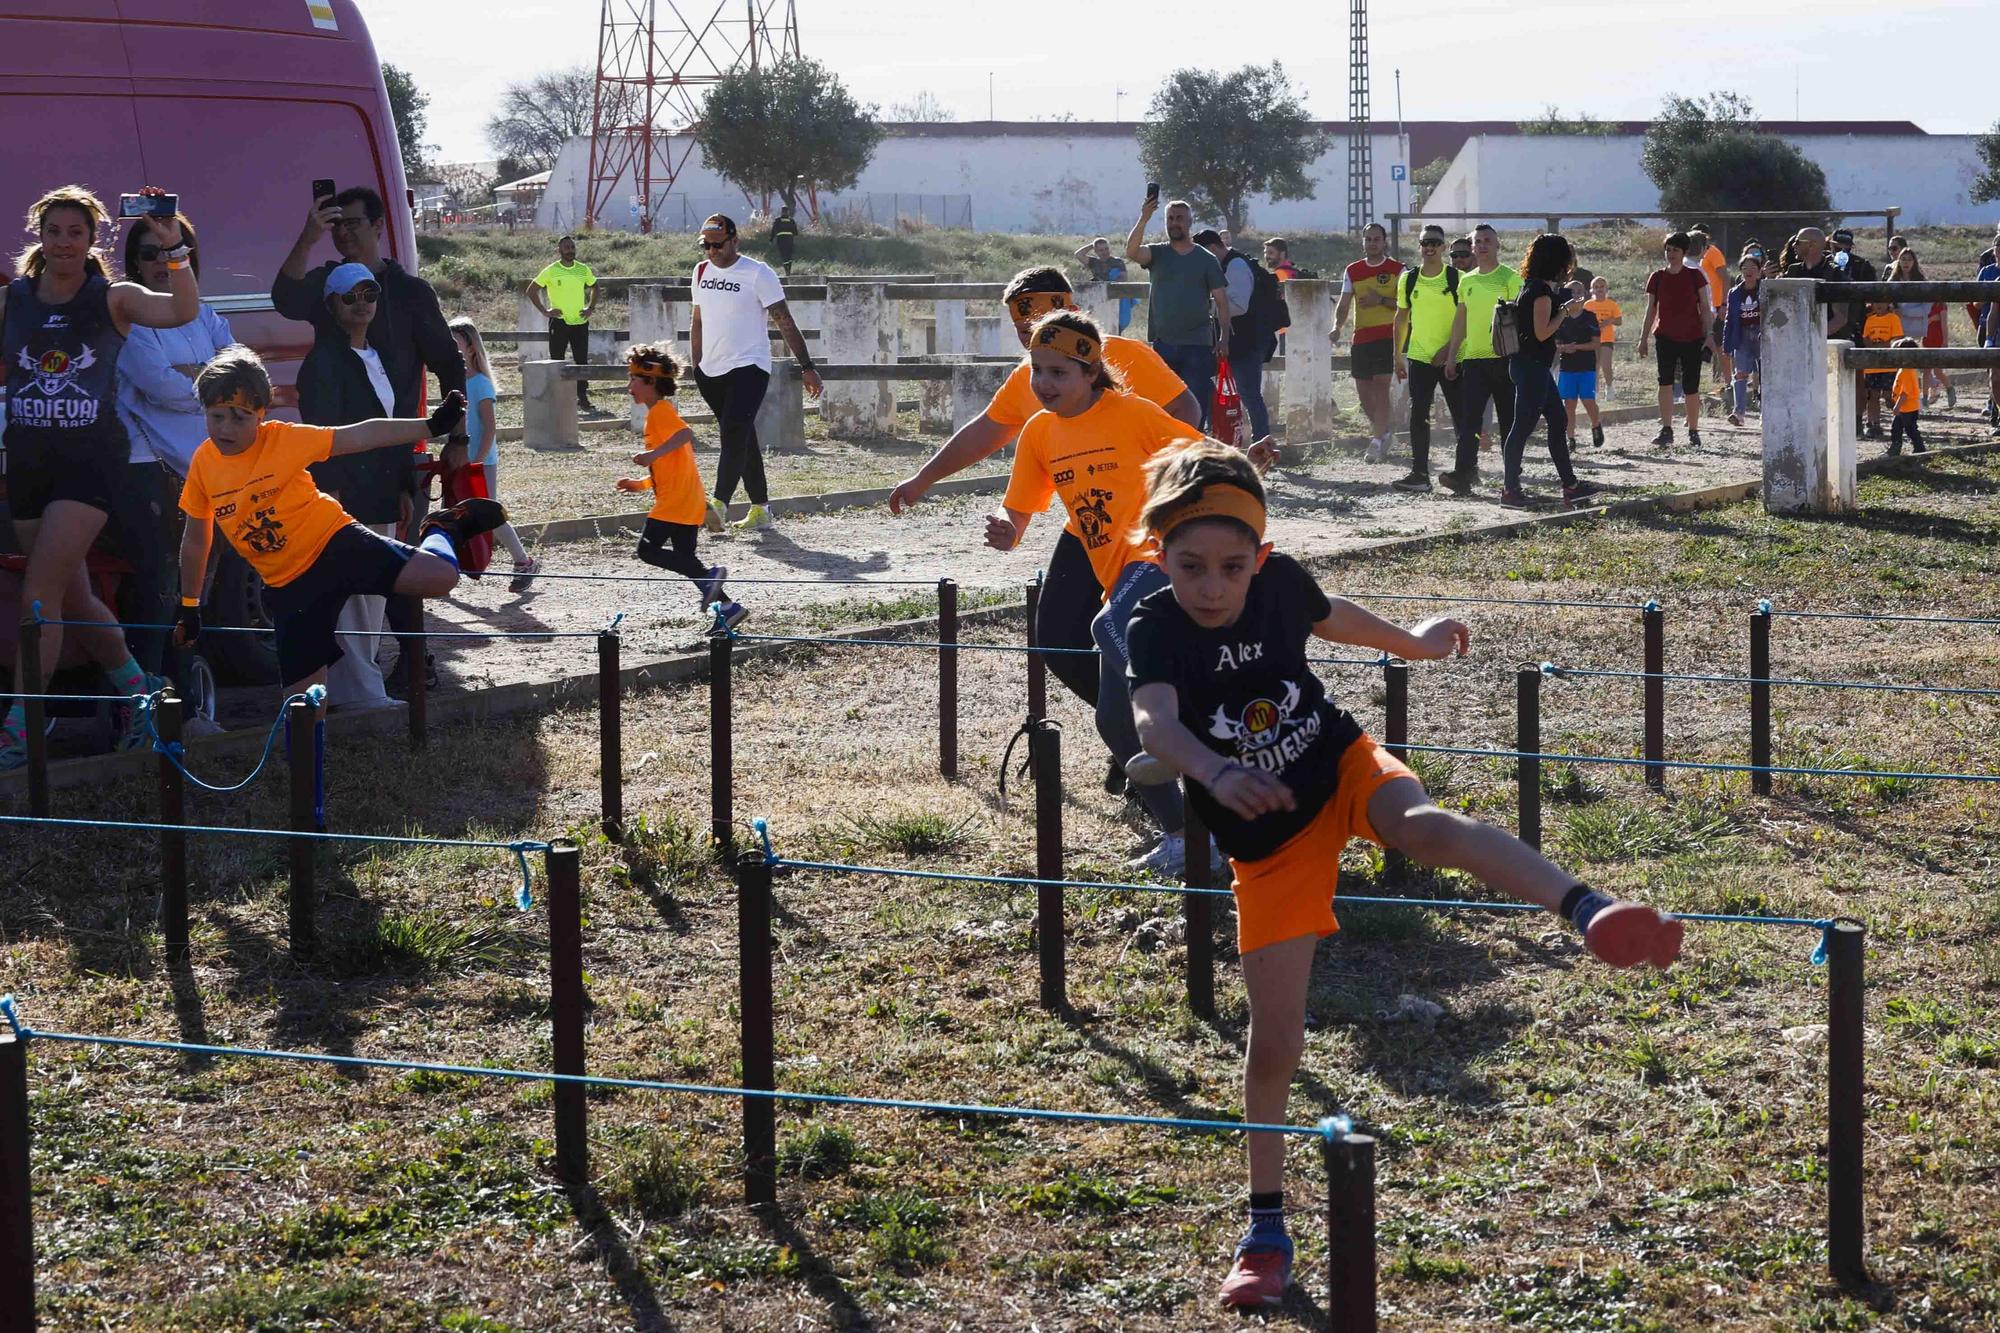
left=1123, top=440, right=1684, bottom=1311
left=173, top=346, right=500, bottom=694
left=614, top=343, right=745, bottom=629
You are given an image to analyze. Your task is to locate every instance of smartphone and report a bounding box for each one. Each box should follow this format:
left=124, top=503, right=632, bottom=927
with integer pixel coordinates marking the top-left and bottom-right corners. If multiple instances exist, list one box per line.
left=312, top=178, right=336, bottom=206
left=118, top=192, right=178, bottom=219
left=1146, top=182, right=1160, bottom=201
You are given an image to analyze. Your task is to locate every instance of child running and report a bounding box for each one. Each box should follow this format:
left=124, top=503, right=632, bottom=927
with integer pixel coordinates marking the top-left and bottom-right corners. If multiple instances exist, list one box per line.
left=614, top=342, right=746, bottom=629
left=1122, top=440, right=1684, bottom=1311
left=1583, top=276, right=1622, bottom=399
left=1887, top=337, right=1926, bottom=455
left=172, top=346, right=500, bottom=693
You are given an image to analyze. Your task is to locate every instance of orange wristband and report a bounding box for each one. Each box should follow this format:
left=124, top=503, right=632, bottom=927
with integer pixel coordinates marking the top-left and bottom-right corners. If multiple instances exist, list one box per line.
left=180, top=596, right=201, bottom=607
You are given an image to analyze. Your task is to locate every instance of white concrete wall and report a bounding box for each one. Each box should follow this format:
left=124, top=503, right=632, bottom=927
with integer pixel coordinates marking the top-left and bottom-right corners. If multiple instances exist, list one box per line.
left=540, top=128, right=1418, bottom=236
left=1419, top=134, right=1993, bottom=229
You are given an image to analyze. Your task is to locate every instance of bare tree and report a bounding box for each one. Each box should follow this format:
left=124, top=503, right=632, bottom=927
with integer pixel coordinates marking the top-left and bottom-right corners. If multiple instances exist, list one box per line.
left=485, top=65, right=635, bottom=174
left=887, top=90, right=955, bottom=123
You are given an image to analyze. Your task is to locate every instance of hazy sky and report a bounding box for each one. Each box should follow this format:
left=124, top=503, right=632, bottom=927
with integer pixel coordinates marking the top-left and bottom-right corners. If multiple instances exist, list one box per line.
left=362, top=0, right=1994, bottom=165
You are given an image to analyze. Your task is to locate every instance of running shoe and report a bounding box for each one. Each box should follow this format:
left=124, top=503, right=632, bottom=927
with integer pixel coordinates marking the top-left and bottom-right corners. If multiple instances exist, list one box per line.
left=703, top=496, right=729, bottom=534
left=1498, top=486, right=1531, bottom=509
left=732, top=503, right=773, bottom=534
left=1364, top=435, right=1387, bottom=464
left=711, top=600, right=749, bottom=632
left=1437, top=468, right=1477, bottom=497
left=1944, top=382, right=1957, bottom=409
left=0, top=739, right=25, bottom=775
left=1687, top=430, right=1703, bottom=449
left=1124, top=833, right=1187, bottom=878
left=1591, top=424, right=1605, bottom=447
left=698, top=563, right=730, bottom=607
left=1583, top=901, right=1685, bottom=969
left=418, top=497, right=508, bottom=567
left=508, top=556, right=542, bottom=594
left=1562, top=480, right=1605, bottom=507
left=113, top=672, right=169, bottom=752
left=1389, top=470, right=1432, bottom=494
left=1651, top=426, right=1675, bottom=447
left=1218, top=1238, right=1294, bottom=1310
left=1726, top=413, right=1744, bottom=428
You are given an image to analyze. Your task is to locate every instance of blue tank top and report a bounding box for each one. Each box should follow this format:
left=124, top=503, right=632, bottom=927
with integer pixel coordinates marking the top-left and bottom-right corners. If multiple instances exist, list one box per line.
left=3, top=274, right=130, bottom=452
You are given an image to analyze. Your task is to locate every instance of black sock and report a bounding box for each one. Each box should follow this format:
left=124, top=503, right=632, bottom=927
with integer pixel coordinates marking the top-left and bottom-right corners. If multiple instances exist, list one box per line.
left=1560, top=883, right=1612, bottom=934
left=1246, top=1190, right=1285, bottom=1244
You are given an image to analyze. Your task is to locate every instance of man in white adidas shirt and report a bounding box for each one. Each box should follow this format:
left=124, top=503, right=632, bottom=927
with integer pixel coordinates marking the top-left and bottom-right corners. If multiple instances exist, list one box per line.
left=690, top=213, right=823, bottom=532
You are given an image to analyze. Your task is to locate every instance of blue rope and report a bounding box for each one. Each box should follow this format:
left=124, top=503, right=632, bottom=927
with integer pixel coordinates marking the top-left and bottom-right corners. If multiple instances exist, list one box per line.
left=0, top=814, right=545, bottom=911
left=1401, top=742, right=2000, bottom=784
left=1338, top=591, right=1648, bottom=612
left=1308, top=654, right=1392, bottom=668
left=142, top=685, right=324, bottom=795
left=1540, top=661, right=2000, bottom=699
left=730, top=630, right=1099, bottom=656
left=28, top=603, right=602, bottom=640
left=0, top=692, right=146, bottom=703
left=751, top=820, right=1837, bottom=960
left=0, top=999, right=1340, bottom=1141
left=1759, top=599, right=2000, bottom=627
left=522, top=572, right=969, bottom=588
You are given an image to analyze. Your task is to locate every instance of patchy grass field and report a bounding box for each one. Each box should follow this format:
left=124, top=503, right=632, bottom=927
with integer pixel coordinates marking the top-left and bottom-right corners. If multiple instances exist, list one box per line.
left=5, top=453, right=1999, bottom=1329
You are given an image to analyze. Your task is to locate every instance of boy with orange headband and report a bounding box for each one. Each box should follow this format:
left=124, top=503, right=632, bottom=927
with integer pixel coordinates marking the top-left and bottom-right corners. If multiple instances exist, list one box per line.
left=613, top=342, right=746, bottom=628
left=1123, top=440, right=1684, bottom=1310
left=173, top=346, right=499, bottom=693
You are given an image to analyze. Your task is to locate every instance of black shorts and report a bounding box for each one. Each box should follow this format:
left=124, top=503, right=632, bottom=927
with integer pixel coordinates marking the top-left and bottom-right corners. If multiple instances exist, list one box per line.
left=1654, top=336, right=1704, bottom=393
left=260, top=523, right=414, bottom=684
left=2, top=430, right=126, bottom=520
left=1350, top=338, right=1394, bottom=379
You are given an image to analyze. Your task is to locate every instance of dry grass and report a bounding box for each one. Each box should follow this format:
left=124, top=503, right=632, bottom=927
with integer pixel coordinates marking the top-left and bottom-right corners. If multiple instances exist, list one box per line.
left=6, top=453, right=2000, bottom=1329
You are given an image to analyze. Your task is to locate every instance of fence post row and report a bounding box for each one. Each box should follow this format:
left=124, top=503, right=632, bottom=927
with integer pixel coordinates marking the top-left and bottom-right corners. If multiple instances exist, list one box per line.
left=1024, top=577, right=1046, bottom=728
left=285, top=698, right=318, bottom=962
left=1181, top=787, right=1215, bottom=1020
left=938, top=579, right=958, bottom=779
left=1516, top=666, right=1541, bottom=852
left=18, top=618, right=48, bottom=819
left=155, top=691, right=189, bottom=960
left=548, top=840, right=588, bottom=1189
left=710, top=634, right=734, bottom=853
left=1749, top=607, right=1773, bottom=796
left=1642, top=603, right=1664, bottom=792
left=598, top=630, right=623, bottom=841
left=1827, top=920, right=1868, bottom=1290
left=1323, top=1128, right=1379, bottom=1333
left=1381, top=659, right=1409, bottom=881
left=0, top=1031, right=35, bottom=1332
left=1031, top=720, right=1066, bottom=1012
left=737, top=849, right=778, bottom=1207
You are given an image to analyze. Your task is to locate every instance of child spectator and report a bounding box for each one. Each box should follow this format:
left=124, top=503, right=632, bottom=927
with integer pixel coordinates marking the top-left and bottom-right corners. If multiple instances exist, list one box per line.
left=1888, top=337, right=1925, bottom=455
left=1859, top=302, right=1903, bottom=439
left=451, top=317, right=538, bottom=591
left=173, top=347, right=498, bottom=694
left=1123, top=440, right=1683, bottom=1311
left=1554, top=279, right=1605, bottom=447
left=614, top=343, right=746, bottom=629
left=1723, top=255, right=1764, bottom=427
left=1583, top=276, right=1621, bottom=399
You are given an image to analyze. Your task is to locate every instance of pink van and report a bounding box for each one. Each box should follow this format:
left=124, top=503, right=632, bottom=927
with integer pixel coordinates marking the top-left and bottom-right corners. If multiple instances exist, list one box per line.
left=0, top=0, right=416, bottom=693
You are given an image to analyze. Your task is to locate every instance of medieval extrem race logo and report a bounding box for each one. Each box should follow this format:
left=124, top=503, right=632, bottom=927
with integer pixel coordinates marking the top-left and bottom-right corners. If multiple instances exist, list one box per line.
left=1209, top=679, right=1324, bottom=771
left=12, top=343, right=101, bottom=428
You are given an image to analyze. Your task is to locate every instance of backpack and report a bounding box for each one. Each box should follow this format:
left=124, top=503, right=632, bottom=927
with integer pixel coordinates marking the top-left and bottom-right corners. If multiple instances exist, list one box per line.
left=1397, top=266, right=1459, bottom=352
left=1241, top=254, right=1288, bottom=341
left=1490, top=286, right=1523, bottom=358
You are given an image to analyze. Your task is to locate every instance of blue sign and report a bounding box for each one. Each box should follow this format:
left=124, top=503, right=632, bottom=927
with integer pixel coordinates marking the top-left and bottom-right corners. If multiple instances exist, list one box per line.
left=1390, top=164, right=1407, bottom=182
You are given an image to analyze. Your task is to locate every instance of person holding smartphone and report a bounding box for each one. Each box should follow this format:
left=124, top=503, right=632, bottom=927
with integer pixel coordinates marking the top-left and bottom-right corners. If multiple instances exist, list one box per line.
left=1498, top=233, right=1601, bottom=509
left=1, top=185, right=201, bottom=772
left=1125, top=187, right=1231, bottom=426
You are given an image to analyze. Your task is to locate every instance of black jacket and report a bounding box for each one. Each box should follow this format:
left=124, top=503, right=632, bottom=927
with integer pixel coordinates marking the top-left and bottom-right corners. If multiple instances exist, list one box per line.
left=296, top=334, right=413, bottom=527
left=272, top=257, right=465, bottom=418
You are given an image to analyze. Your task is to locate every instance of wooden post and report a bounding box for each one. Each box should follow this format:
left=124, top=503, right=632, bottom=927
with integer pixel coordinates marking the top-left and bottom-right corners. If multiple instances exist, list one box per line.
left=1182, top=789, right=1214, bottom=1019
left=1750, top=608, right=1773, bottom=797
left=737, top=851, right=777, bottom=1207
left=18, top=619, right=48, bottom=819
left=548, top=841, right=588, bottom=1187
left=1024, top=577, right=1046, bottom=726
left=285, top=698, right=318, bottom=962
left=407, top=628, right=427, bottom=750
left=0, top=1032, right=35, bottom=1332
left=598, top=631, right=623, bottom=841
left=1324, top=1128, right=1378, bottom=1333
left=1827, top=920, right=1868, bottom=1290
left=1382, top=659, right=1409, bottom=881
left=710, top=634, right=733, bottom=852
left=156, top=691, right=188, bottom=960
left=937, top=579, right=958, bottom=779
left=1517, top=667, right=1541, bottom=852
left=1031, top=720, right=1066, bottom=1011
left=1643, top=603, right=1664, bottom=792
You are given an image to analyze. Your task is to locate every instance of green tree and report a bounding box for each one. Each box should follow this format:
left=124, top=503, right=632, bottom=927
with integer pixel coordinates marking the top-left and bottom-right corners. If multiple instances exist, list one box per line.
left=1135, top=64, right=1326, bottom=232
left=1518, top=106, right=1616, bottom=137
left=1973, top=119, right=2000, bottom=203
left=382, top=64, right=433, bottom=180
left=1656, top=135, right=1831, bottom=247
left=699, top=57, right=882, bottom=210
left=1641, top=91, right=1757, bottom=195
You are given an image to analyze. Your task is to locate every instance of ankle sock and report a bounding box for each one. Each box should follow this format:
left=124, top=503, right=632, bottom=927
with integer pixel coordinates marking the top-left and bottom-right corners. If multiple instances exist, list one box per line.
left=419, top=531, right=459, bottom=568
left=1560, top=884, right=1612, bottom=935
left=106, top=654, right=148, bottom=696
left=1246, top=1191, right=1287, bottom=1247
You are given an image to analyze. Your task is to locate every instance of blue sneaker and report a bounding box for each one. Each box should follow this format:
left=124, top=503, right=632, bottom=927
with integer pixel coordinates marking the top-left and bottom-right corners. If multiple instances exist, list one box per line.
left=113, top=673, right=169, bottom=752
left=713, top=600, right=749, bottom=632
left=0, top=739, right=25, bottom=774
left=1219, top=1233, right=1293, bottom=1309
left=698, top=564, right=729, bottom=606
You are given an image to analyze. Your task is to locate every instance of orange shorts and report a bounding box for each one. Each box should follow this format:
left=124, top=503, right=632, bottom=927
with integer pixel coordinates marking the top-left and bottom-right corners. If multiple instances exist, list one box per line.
left=1227, top=733, right=1417, bottom=956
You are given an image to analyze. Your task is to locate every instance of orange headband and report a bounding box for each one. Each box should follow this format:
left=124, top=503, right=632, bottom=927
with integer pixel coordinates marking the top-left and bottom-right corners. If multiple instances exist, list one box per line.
left=1008, top=290, right=1075, bottom=325
left=1033, top=323, right=1101, bottom=368
left=1157, top=483, right=1267, bottom=542
left=209, top=391, right=266, bottom=414
left=627, top=361, right=673, bottom=380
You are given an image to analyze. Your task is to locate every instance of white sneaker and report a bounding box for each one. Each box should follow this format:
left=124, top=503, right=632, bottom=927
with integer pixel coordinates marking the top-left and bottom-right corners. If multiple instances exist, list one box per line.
left=1124, top=834, right=1187, bottom=878
left=1364, top=436, right=1387, bottom=464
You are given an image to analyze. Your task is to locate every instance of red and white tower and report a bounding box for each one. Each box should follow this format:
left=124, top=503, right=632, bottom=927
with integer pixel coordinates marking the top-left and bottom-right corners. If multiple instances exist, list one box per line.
left=585, top=0, right=801, bottom=233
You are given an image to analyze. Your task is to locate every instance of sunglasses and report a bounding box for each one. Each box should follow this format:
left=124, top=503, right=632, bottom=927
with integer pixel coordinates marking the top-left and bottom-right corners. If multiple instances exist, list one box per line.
left=336, top=285, right=380, bottom=305
left=1419, top=238, right=1443, bottom=248
left=699, top=238, right=730, bottom=250
left=1449, top=252, right=1472, bottom=261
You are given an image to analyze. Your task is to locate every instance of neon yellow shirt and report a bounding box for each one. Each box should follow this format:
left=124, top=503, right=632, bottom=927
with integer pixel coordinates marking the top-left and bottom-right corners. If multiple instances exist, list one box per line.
left=534, top=260, right=597, bottom=324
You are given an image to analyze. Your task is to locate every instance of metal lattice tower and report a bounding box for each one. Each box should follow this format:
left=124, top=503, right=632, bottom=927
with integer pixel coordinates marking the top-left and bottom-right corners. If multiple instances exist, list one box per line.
left=585, top=1, right=801, bottom=233
left=1346, top=0, right=1373, bottom=234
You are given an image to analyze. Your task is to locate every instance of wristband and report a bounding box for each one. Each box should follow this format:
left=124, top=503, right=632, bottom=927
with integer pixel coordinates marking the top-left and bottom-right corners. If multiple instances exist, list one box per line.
left=162, top=244, right=191, bottom=262
left=796, top=358, right=816, bottom=373
left=165, top=259, right=190, bottom=272
left=180, top=595, right=201, bottom=607
left=1208, top=759, right=1242, bottom=787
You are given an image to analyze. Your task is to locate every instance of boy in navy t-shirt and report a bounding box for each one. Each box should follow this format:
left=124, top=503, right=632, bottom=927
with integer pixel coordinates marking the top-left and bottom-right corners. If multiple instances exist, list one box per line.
left=1124, top=440, right=1683, bottom=1312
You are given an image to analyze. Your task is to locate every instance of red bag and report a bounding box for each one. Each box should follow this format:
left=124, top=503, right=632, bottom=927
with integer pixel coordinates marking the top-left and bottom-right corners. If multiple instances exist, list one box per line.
left=420, top=455, right=494, bottom=575
left=1211, top=356, right=1247, bottom=446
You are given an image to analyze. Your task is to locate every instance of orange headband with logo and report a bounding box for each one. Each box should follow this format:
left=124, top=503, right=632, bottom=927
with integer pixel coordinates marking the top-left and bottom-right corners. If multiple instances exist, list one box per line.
left=627, top=360, right=674, bottom=381
left=210, top=391, right=266, bottom=414
left=1008, top=290, right=1075, bottom=325
left=1033, top=323, right=1101, bottom=368
left=1157, top=482, right=1267, bottom=541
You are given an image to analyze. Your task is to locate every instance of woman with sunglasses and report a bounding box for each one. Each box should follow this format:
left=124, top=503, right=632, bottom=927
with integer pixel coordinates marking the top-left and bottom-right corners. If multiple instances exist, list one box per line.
left=2, top=184, right=201, bottom=772
left=111, top=210, right=233, bottom=693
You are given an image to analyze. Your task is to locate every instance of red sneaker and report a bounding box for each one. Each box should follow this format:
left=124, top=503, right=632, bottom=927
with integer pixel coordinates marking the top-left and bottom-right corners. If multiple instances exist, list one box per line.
left=1585, top=901, right=1685, bottom=969
left=1218, top=1245, right=1292, bottom=1309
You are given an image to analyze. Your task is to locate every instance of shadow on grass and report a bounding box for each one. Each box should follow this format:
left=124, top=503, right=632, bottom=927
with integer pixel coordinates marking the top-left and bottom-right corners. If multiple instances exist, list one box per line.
left=733, top=527, right=894, bottom=581
left=565, top=1180, right=676, bottom=1333
left=755, top=1205, right=875, bottom=1332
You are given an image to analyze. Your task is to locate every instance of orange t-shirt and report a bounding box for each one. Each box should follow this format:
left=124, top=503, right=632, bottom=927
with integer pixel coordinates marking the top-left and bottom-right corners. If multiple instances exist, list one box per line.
left=1891, top=369, right=1920, bottom=414
left=1699, top=248, right=1728, bottom=311
left=1861, top=313, right=1903, bottom=375
left=1004, top=391, right=1204, bottom=596
left=987, top=336, right=1188, bottom=429
left=634, top=398, right=704, bottom=525
left=1584, top=298, right=1622, bottom=343
left=180, top=421, right=352, bottom=588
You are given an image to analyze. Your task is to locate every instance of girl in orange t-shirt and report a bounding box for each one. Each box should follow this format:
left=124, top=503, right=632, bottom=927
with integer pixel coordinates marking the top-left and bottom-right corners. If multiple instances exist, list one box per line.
left=1887, top=338, right=1926, bottom=456
left=614, top=344, right=744, bottom=628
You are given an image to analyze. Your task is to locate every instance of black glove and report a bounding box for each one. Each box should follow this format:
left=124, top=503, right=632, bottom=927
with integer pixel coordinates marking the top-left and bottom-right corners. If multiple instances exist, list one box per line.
left=173, top=603, right=201, bottom=648
left=426, top=390, right=466, bottom=439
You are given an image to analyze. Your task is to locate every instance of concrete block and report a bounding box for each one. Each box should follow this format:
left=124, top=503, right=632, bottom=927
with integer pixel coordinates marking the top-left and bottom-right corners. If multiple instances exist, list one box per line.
left=1281, top=280, right=1336, bottom=440
left=951, top=361, right=1013, bottom=433
left=1825, top=341, right=1857, bottom=512
left=520, top=360, right=580, bottom=451
left=1761, top=279, right=1827, bottom=513
left=628, top=284, right=679, bottom=351
left=934, top=298, right=968, bottom=355
left=822, top=281, right=895, bottom=436
left=758, top=360, right=807, bottom=454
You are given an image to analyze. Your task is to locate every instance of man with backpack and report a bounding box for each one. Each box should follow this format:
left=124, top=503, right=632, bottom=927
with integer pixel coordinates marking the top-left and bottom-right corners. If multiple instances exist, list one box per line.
left=1439, top=222, right=1522, bottom=496
left=1199, top=229, right=1281, bottom=439
left=1391, top=223, right=1468, bottom=494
